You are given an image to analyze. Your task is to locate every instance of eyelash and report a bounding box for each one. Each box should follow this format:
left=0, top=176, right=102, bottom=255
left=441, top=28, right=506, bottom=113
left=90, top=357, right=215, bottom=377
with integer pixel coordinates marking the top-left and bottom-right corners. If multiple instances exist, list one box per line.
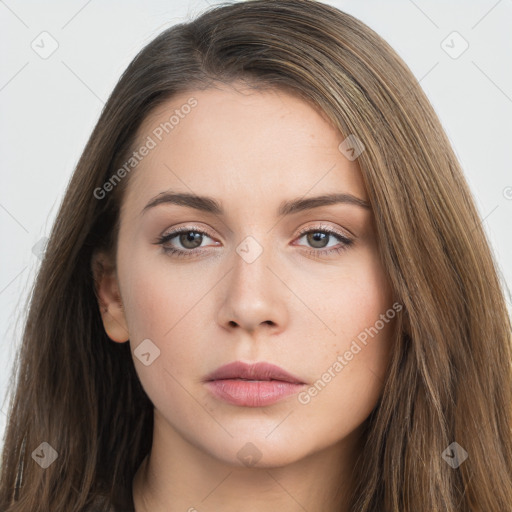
left=154, top=224, right=354, bottom=260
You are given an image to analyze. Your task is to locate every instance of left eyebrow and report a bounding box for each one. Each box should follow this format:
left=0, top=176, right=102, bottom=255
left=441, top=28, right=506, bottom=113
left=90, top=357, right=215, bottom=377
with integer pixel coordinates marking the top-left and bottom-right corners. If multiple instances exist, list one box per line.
left=278, top=193, right=371, bottom=215
left=140, top=191, right=371, bottom=216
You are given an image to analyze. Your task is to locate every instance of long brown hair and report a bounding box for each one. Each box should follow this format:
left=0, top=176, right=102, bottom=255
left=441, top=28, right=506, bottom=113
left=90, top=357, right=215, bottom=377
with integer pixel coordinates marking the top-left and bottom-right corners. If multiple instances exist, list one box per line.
left=1, top=1, right=511, bottom=510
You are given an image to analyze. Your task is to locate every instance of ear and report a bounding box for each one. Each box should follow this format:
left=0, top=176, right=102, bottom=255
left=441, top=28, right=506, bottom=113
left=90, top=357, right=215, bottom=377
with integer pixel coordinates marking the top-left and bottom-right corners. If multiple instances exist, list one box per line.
left=91, top=250, right=129, bottom=343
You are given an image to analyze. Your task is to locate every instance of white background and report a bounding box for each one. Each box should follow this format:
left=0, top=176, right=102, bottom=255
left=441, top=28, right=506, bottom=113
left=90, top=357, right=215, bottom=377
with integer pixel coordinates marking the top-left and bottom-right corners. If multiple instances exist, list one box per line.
left=1, top=0, right=511, bottom=449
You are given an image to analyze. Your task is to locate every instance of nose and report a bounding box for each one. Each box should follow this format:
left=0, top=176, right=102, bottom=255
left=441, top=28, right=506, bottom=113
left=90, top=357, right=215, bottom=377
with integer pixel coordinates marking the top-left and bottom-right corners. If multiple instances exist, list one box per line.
left=216, top=238, right=289, bottom=335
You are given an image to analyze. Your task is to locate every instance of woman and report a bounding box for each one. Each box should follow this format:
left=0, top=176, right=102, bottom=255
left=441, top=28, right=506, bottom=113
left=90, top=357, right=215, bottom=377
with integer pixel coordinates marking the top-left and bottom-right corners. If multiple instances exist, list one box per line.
left=1, top=0, right=511, bottom=511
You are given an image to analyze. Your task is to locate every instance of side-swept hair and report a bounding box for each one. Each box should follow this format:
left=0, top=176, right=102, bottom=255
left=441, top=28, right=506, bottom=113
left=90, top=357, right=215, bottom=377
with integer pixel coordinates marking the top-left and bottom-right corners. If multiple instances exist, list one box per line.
left=1, top=1, right=510, bottom=510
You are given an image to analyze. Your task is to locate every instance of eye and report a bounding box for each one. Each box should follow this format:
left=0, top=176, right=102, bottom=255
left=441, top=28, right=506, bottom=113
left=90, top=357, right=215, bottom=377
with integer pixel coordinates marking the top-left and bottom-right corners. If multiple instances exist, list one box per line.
left=154, top=226, right=217, bottom=259
left=294, top=224, right=354, bottom=258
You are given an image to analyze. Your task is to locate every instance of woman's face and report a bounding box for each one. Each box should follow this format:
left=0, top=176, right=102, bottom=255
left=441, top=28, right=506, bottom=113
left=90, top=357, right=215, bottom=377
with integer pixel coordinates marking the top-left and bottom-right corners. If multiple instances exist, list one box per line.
left=97, top=81, right=396, bottom=469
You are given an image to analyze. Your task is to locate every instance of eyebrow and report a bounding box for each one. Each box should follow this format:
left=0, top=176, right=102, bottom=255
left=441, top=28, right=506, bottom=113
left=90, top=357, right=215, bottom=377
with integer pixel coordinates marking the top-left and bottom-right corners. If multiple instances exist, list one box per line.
left=141, top=191, right=371, bottom=217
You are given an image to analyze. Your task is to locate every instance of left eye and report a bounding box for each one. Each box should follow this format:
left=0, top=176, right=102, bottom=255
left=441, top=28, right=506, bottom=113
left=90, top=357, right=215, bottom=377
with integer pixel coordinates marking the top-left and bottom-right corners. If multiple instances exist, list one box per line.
left=296, top=230, right=345, bottom=249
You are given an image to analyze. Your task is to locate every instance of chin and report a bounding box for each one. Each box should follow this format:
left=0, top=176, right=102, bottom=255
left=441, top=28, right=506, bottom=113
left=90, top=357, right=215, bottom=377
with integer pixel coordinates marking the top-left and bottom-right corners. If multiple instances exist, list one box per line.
left=204, top=436, right=308, bottom=469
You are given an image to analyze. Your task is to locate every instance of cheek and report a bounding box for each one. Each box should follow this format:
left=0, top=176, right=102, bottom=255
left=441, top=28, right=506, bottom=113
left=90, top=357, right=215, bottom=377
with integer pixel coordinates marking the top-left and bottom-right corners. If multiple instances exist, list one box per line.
left=314, top=246, right=394, bottom=348
left=118, top=248, right=210, bottom=340
left=118, top=255, right=203, bottom=417
left=117, top=250, right=217, bottom=390
left=304, top=248, right=395, bottom=390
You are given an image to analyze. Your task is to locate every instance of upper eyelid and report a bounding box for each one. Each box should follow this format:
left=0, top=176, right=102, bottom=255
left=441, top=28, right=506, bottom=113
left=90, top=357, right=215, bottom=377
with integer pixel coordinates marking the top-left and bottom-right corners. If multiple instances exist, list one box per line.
left=296, top=223, right=352, bottom=239
left=161, top=224, right=215, bottom=239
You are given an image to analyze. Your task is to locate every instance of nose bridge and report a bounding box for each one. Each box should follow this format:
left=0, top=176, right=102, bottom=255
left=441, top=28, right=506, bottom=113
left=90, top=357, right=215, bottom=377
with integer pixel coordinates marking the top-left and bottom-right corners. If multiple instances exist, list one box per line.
left=235, top=232, right=267, bottom=267
left=229, top=232, right=273, bottom=294
left=215, top=229, right=288, bottom=332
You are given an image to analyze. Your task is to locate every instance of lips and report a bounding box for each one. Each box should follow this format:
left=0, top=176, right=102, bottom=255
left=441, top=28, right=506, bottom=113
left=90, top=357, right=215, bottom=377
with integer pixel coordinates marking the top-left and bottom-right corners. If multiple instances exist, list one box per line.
left=203, top=361, right=304, bottom=384
left=203, top=361, right=306, bottom=407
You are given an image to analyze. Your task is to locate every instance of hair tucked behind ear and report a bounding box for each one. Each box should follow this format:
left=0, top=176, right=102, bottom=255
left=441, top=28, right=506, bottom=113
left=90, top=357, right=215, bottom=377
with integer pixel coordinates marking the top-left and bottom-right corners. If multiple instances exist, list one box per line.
left=1, top=1, right=511, bottom=511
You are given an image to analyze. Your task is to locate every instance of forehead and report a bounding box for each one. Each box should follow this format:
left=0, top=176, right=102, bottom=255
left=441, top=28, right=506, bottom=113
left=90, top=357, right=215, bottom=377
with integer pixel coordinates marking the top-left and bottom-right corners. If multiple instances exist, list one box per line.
left=121, top=82, right=367, bottom=219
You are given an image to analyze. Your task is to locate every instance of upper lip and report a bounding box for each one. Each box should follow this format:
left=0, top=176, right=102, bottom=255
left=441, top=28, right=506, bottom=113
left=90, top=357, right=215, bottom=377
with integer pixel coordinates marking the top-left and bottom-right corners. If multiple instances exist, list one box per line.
left=204, top=361, right=305, bottom=384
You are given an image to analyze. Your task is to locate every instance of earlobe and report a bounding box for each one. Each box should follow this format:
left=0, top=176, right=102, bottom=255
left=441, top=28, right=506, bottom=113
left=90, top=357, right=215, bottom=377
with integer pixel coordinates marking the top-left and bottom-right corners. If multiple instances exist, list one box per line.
left=91, top=251, right=129, bottom=343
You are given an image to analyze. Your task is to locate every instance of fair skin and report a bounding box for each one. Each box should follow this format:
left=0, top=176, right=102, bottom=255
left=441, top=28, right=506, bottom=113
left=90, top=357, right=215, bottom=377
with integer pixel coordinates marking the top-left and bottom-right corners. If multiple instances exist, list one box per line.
left=94, top=81, right=396, bottom=512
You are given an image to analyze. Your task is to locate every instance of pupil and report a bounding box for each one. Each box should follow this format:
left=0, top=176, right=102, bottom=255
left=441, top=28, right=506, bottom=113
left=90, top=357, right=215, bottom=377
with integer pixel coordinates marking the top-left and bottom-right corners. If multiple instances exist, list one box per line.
left=308, top=232, right=328, bottom=248
left=181, top=231, right=202, bottom=248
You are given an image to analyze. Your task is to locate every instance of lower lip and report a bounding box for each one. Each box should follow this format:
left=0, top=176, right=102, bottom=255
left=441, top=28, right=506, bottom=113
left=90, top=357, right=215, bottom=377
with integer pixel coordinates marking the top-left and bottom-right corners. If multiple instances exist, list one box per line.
left=205, top=379, right=305, bottom=407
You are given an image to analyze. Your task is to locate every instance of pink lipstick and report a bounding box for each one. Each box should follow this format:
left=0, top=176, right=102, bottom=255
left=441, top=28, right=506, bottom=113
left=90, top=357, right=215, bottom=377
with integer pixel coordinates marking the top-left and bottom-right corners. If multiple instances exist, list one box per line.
left=203, top=361, right=306, bottom=407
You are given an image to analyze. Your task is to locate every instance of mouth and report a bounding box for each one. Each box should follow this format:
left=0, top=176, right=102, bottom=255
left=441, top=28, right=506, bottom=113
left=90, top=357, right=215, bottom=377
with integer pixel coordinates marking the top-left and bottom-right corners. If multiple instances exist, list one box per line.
left=203, top=360, right=305, bottom=383
left=203, top=361, right=306, bottom=407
